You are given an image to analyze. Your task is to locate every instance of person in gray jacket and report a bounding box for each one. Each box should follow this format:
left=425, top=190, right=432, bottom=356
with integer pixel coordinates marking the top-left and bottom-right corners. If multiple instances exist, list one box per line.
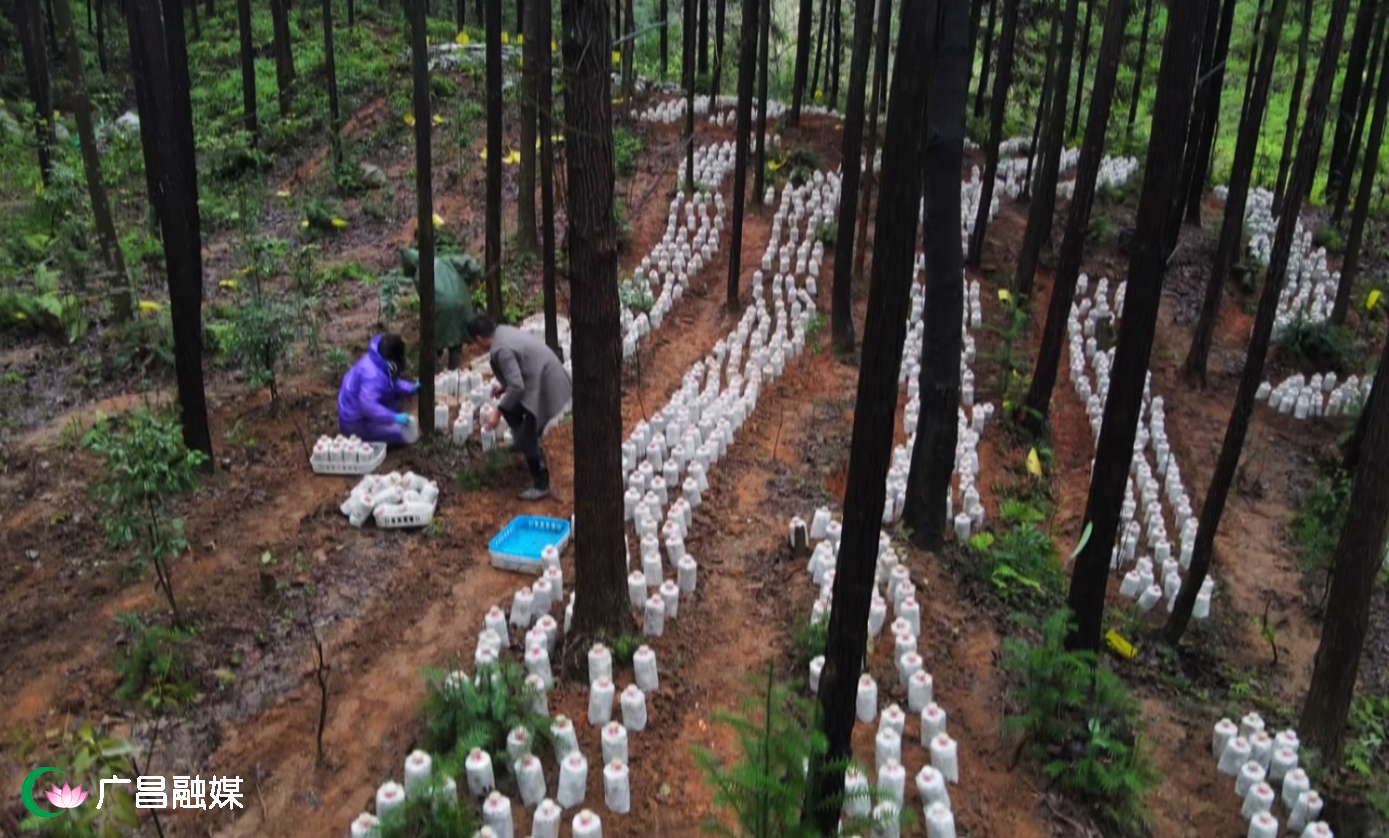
left=471, top=314, right=573, bottom=500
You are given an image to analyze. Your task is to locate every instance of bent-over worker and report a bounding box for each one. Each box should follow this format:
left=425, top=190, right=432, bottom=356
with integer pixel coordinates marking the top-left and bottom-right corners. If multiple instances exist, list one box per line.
left=337, top=334, right=420, bottom=444
left=400, top=248, right=483, bottom=371
left=470, top=314, right=572, bottom=500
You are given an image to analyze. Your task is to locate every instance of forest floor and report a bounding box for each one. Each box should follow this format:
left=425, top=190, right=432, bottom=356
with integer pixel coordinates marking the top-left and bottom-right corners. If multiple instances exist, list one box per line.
left=2, top=61, right=1388, bottom=838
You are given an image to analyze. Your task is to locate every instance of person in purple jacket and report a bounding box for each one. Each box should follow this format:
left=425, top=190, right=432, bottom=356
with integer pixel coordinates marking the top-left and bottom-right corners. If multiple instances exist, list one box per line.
left=337, top=334, right=420, bottom=444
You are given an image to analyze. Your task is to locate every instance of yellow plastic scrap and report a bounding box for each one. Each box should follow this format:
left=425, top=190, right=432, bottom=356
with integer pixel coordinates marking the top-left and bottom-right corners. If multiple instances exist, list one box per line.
left=502, top=31, right=510, bottom=44
left=138, top=300, right=162, bottom=313
left=433, top=212, right=446, bottom=227
left=1104, top=630, right=1137, bottom=660
left=331, top=217, right=349, bottom=228
left=275, top=189, right=291, bottom=198
left=612, top=50, right=621, bottom=65
left=219, top=279, right=238, bottom=291
left=1368, top=289, right=1382, bottom=311
left=455, top=31, right=470, bottom=46
left=403, top=113, right=417, bottom=127
left=998, top=288, right=1011, bottom=301
left=503, top=149, right=522, bottom=165
left=300, top=219, right=310, bottom=229
left=1026, top=448, right=1042, bottom=477
left=432, top=114, right=446, bottom=126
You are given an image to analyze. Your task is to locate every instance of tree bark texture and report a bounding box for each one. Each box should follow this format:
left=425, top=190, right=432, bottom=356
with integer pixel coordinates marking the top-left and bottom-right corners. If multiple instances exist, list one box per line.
left=728, top=0, right=758, bottom=312
left=485, top=0, right=504, bottom=319
left=560, top=0, right=639, bottom=661
left=853, top=0, right=896, bottom=287
left=660, top=0, right=669, bottom=77
left=1165, top=0, right=1343, bottom=644
left=1014, top=0, right=1081, bottom=300
left=1239, top=0, right=1268, bottom=127
left=411, top=0, right=437, bottom=437
left=1125, top=0, right=1153, bottom=132
left=16, top=0, right=55, bottom=185
left=1068, top=0, right=1094, bottom=139
left=905, top=0, right=970, bottom=552
left=1181, top=0, right=1237, bottom=225
left=538, top=0, right=560, bottom=359
left=1064, top=0, right=1206, bottom=653
left=324, top=0, right=342, bottom=170
left=237, top=0, right=257, bottom=143
left=698, top=0, right=708, bottom=73
left=792, top=0, right=816, bottom=125
left=711, top=0, right=725, bottom=95
left=1327, top=0, right=1380, bottom=199
left=974, top=0, right=997, bottom=119
left=1274, top=0, right=1312, bottom=215
left=829, top=0, right=877, bottom=354
left=1024, top=0, right=1061, bottom=199
left=1335, top=0, right=1389, bottom=223
left=810, top=1, right=933, bottom=827
left=812, top=0, right=829, bottom=100
left=1180, top=0, right=1288, bottom=388
left=684, top=0, right=695, bottom=192
left=97, top=0, right=109, bottom=74
left=270, top=0, right=295, bottom=118
left=518, top=0, right=540, bottom=255
left=54, top=0, right=130, bottom=318
left=967, top=0, right=1019, bottom=267
left=753, top=0, right=771, bottom=204
left=1023, top=0, right=1131, bottom=433
left=829, top=0, right=842, bottom=109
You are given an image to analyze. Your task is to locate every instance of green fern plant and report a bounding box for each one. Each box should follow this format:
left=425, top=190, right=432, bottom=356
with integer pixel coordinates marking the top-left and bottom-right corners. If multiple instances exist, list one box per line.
left=377, top=770, right=478, bottom=838
left=419, top=662, right=551, bottom=771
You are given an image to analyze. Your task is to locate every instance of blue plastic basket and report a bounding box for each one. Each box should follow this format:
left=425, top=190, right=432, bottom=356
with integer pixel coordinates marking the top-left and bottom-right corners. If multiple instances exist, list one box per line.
left=488, top=515, right=572, bottom=575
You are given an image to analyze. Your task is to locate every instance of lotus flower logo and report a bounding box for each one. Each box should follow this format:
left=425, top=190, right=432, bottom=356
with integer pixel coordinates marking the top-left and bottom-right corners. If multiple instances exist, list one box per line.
left=46, top=783, right=88, bottom=809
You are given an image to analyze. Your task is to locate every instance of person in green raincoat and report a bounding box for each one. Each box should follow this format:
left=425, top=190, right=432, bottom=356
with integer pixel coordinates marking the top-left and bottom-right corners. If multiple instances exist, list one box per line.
left=401, top=248, right=484, bottom=370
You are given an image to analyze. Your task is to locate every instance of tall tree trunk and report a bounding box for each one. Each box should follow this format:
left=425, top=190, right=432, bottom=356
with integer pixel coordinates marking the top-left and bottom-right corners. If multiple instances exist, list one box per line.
left=809, top=0, right=934, bottom=825
left=1024, top=1, right=1061, bottom=199
left=829, top=0, right=842, bottom=109
left=1239, top=0, right=1268, bottom=124
left=45, top=0, right=57, bottom=52
left=189, top=0, right=200, bottom=41
left=348, top=0, right=355, bottom=28
left=684, top=0, right=695, bottom=192
left=561, top=0, right=638, bottom=668
left=969, top=0, right=982, bottom=74
left=853, top=0, right=895, bottom=286
left=1299, top=326, right=1389, bottom=761
left=125, top=0, right=213, bottom=458
left=270, top=0, right=295, bottom=118
left=660, top=0, right=668, bottom=77
left=1065, top=0, right=1206, bottom=653
left=811, top=0, right=829, bottom=101
left=1180, top=0, right=1238, bottom=225
left=1125, top=0, right=1153, bottom=133
left=1166, top=0, right=1340, bottom=644
left=1023, top=0, right=1131, bottom=433
left=753, top=0, right=771, bottom=203
left=237, top=0, right=257, bottom=144
left=457, top=0, right=465, bottom=33
left=538, top=0, right=560, bottom=359
left=1327, top=0, right=1380, bottom=199
left=485, top=0, right=504, bottom=319
left=697, top=0, right=708, bottom=74
left=710, top=0, right=725, bottom=96
left=16, top=0, right=55, bottom=186
left=1335, top=0, right=1389, bottom=224
left=1068, top=0, right=1094, bottom=139
left=517, top=0, right=540, bottom=255
left=1274, top=0, right=1312, bottom=217
left=966, top=0, right=1018, bottom=267
left=1331, top=24, right=1389, bottom=326
left=97, top=0, right=108, bottom=74
left=324, top=0, right=341, bottom=171
left=205, top=0, right=212, bottom=23
left=517, top=0, right=523, bottom=34
left=622, top=0, right=635, bottom=96
left=1180, top=0, right=1288, bottom=388
left=974, top=0, right=998, bottom=120
left=728, top=0, right=759, bottom=312
left=792, top=0, right=815, bottom=125
left=829, top=0, right=876, bottom=354
left=54, top=0, right=130, bottom=319
left=1014, top=0, right=1081, bottom=300
left=411, top=0, right=438, bottom=437
left=904, top=0, right=971, bottom=551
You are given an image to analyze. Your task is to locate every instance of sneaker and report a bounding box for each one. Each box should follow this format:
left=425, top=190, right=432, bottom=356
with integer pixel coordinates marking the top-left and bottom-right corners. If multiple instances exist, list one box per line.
left=519, top=486, right=550, bottom=501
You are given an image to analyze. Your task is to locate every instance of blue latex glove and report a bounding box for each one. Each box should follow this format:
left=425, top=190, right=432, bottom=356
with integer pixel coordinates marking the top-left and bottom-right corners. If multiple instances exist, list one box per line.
left=404, top=381, right=420, bottom=394
left=393, top=413, right=411, bottom=425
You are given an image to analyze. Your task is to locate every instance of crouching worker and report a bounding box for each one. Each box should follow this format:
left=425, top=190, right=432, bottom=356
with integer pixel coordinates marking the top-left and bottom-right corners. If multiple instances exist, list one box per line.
left=338, top=334, right=421, bottom=444
left=471, top=315, right=572, bottom=500
left=400, top=248, right=483, bottom=371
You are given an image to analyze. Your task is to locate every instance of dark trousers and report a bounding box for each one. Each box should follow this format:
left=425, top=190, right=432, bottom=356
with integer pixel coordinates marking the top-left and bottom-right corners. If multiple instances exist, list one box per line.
left=501, top=406, right=549, bottom=489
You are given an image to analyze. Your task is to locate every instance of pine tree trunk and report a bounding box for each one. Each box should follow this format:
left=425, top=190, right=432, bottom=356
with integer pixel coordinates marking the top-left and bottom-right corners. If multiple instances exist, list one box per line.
left=53, top=0, right=130, bottom=320
left=967, top=0, right=1018, bottom=267
left=710, top=0, right=725, bottom=95
left=189, top=0, right=200, bottom=41
left=1331, top=24, right=1389, bottom=326
left=697, top=0, right=708, bottom=74
left=271, top=0, right=295, bottom=118
left=97, top=0, right=108, bottom=74
left=1125, top=0, right=1153, bottom=133
left=810, top=0, right=935, bottom=823
left=560, top=0, right=638, bottom=670
left=15, top=0, right=55, bottom=185
left=1180, top=0, right=1288, bottom=388
left=1065, top=0, right=1206, bottom=654
left=660, top=0, right=668, bottom=77
left=517, top=0, right=523, bottom=35
left=1327, top=0, right=1380, bottom=200
left=457, top=0, right=465, bottom=33
left=974, top=0, right=997, bottom=119
left=791, top=0, right=815, bottom=125
left=829, top=0, right=842, bottom=109
left=969, top=0, right=983, bottom=77
left=45, top=0, right=57, bottom=52
left=1335, top=1, right=1389, bottom=224
left=1069, top=0, right=1094, bottom=139
left=684, top=0, right=695, bottom=192
left=324, top=0, right=341, bottom=171
left=517, top=0, right=540, bottom=255
left=1299, top=325, right=1389, bottom=762
left=828, top=0, right=875, bottom=354
left=205, top=0, right=213, bottom=22
left=348, top=0, right=355, bottom=28
left=622, top=0, right=635, bottom=96
left=904, top=0, right=971, bottom=552
left=811, top=0, right=829, bottom=101
left=485, top=0, right=504, bottom=319
left=753, top=0, right=771, bottom=203
left=853, top=0, right=895, bottom=287
left=1239, top=0, right=1267, bottom=124
left=1166, top=0, right=1340, bottom=645
left=125, top=0, right=213, bottom=458
left=411, top=0, right=438, bottom=437
left=538, top=0, right=560, bottom=359
left=1274, top=0, right=1312, bottom=216
left=1023, top=0, right=1132, bottom=433
left=1024, top=1, right=1061, bottom=199
left=1179, top=0, right=1237, bottom=226
left=728, top=0, right=758, bottom=312
left=1014, top=0, right=1081, bottom=300
left=237, top=0, right=257, bottom=143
